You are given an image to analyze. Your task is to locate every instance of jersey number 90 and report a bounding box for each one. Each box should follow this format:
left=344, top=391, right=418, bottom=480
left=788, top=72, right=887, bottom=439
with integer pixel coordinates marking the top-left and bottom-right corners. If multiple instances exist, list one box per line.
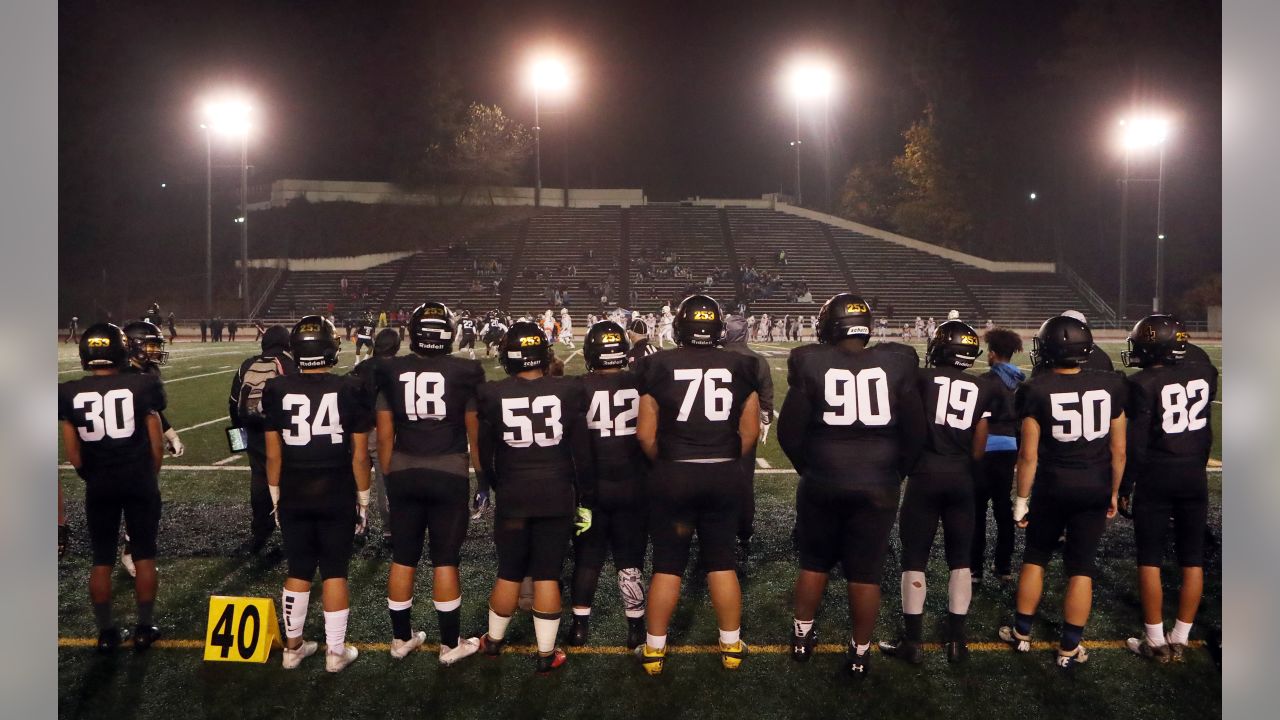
left=822, top=368, right=891, bottom=426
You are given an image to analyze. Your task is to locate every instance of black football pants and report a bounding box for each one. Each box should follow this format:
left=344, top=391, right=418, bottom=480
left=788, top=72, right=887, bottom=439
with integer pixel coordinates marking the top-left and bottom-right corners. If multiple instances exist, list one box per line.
left=970, top=451, right=1016, bottom=576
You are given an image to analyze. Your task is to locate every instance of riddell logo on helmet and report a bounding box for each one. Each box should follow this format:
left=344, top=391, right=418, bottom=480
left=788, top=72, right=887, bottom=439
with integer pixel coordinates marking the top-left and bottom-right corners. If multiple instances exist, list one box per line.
left=844, top=303, right=868, bottom=313
left=692, top=310, right=716, bottom=321
left=519, top=335, right=542, bottom=347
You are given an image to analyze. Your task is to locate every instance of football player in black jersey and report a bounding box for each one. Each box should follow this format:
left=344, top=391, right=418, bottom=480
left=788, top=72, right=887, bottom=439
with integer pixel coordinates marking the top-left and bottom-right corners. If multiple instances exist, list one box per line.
left=457, top=311, right=479, bottom=360
left=263, top=316, right=374, bottom=672
left=880, top=321, right=997, bottom=665
left=374, top=302, right=486, bottom=665
left=354, top=315, right=375, bottom=365
left=999, top=315, right=1128, bottom=670
left=474, top=322, right=595, bottom=674
left=633, top=295, right=760, bottom=675
left=1030, top=310, right=1115, bottom=376
left=1120, top=315, right=1218, bottom=662
left=569, top=321, right=649, bottom=649
left=625, top=318, right=657, bottom=367
left=349, top=328, right=400, bottom=543
left=777, top=294, right=925, bottom=678
left=59, top=323, right=166, bottom=652
left=971, top=328, right=1025, bottom=586
left=722, top=312, right=774, bottom=577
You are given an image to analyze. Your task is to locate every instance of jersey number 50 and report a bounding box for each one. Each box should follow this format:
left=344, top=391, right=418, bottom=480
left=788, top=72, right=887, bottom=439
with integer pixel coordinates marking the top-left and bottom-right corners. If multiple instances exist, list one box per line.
left=1049, top=390, right=1111, bottom=442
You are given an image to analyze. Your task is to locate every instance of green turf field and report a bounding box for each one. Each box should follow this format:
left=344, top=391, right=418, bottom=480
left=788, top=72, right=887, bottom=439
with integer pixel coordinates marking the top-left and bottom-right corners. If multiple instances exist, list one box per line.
left=56, top=338, right=1222, bottom=720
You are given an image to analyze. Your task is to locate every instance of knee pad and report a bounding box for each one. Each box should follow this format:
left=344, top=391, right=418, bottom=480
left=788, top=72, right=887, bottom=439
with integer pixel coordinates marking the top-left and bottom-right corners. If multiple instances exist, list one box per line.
left=618, top=568, right=646, bottom=613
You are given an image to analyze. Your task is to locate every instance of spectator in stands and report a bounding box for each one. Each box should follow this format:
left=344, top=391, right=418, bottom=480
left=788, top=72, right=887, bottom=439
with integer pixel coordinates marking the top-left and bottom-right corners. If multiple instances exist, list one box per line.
left=340, top=275, right=349, bottom=293
left=199, top=318, right=208, bottom=343
left=985, top=319, right=995, bottom=331
left=776, top=249, right=788, bottom=266
left=796, top=288, right=813, bottom=303
left=227, top=319, right=238, bottom=342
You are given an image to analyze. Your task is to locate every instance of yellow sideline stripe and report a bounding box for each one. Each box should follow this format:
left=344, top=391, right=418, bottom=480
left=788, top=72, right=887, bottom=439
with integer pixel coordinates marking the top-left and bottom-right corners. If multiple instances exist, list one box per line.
left=57, top=637, right=1203, bottom=654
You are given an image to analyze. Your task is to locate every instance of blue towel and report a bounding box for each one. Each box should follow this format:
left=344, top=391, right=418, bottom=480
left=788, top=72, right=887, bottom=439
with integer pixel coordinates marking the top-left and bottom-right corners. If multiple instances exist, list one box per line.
left=991, top=361, right=1025, bottom=389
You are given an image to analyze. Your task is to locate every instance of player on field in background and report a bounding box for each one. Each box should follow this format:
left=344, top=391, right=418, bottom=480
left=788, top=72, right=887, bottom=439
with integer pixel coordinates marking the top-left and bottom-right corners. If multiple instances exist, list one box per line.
left=722, top=311, right=774, bottom=577
left=625, top=318, right=657, bottom=367
left=634, top=294, right=760, bottom=676
left=264, top=316, right=373, bottom=672
left=560, top=308, right=576, bottom=349
left=60, top=323, right=166, bottom=652
left=657, top=305, right=675, bottom=349
left=1120, top=315, right=1218, bottom=662
left=568, top=321, right=650, bottom=649
left=66, top=315, right=80, bottom=343
left=354, top=315, right=375, bottom=366
left=971, top=328, right=1025, bottom=586
left=880, top=321, right=997, bottom=665
left=457, top=311, right=479, bottom=360
left=778, top=295, right=925, bottom=679
left=375, top=303, right=486, bottom=665
left=999, top=314, right=1127, bottom=670
left=475, top=322, right=595, bottom=674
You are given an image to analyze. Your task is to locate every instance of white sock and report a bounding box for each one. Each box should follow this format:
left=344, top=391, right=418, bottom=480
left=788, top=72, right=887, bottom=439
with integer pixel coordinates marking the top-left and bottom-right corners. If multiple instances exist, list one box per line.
left=794, top=618, right=814, bottom=637
left=1170, top=620, right=1193, bottom=645
left=573, top=607, right=591, bottom=617
left=948, top=568, right=973, bottom=615
left=618, top=568, right=646, bottom=618
left=532, top=611, right=561, bottom=653
left=433, top=596, right=461, bottom=612
left=646, top=633, right=667, bottom=650
left=719, top=627, right=740, bottom=645
left=902, top=570, right=927, bottom=614
left=487, top=607, right=512, bottom=641
left=387, top=597, right=413, bottom=611
left=853, top=640, right=871, bottom=655
left=323, top=608, right=349, bottom=654
left=281, top=589, right=309, bottom=640
left=1145, top=622, right=1167, bottom=646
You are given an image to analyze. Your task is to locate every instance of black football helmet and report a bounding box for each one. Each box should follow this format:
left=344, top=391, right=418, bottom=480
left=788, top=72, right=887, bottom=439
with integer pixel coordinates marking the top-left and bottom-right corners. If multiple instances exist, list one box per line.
left=291, top=315, right=340, bottom=368
left=373, top=327, right=402, bottom=358
left=926, top=320, right=981, bottom=369
left=122, top=320, right=169, bottom=367
left=817, top=293, right=872, bottom=344
left=78, top=322, right=128, bottom=370
left=500, top=321, right=550, bottom=375
left=584, top=321, right=630, bottom=370
left=1030, top=315, right=1092, bottom=368
left=673, top=294, right=725, bottom=347
left=1122, top=314, right=1188, bottom=368
left=409, top=301, right=456, bottom=355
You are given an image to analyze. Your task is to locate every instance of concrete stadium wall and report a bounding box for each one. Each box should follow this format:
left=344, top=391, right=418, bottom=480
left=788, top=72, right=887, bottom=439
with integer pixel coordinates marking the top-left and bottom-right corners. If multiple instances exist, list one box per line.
left=242, top=251, right=415, bottom=272
left=265, top=179, right=645, bottom=208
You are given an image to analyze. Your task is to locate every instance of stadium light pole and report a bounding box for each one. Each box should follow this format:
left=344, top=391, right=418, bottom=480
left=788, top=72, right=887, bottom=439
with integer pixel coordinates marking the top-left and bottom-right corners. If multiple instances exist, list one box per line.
left=785, top=59, right=836, bottom=209
left=202, top=97, right=254, bottom=318
left=201, top=124, right=212, bottom=318
left=1117, top=115, right=1171, bottom=317
left=527, top=55, right=571, bottom=208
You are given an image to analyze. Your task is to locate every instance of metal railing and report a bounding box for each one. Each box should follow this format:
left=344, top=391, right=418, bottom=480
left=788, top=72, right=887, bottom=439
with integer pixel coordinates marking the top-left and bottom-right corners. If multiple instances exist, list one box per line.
left=1058, top=262, right=1117, bottom=322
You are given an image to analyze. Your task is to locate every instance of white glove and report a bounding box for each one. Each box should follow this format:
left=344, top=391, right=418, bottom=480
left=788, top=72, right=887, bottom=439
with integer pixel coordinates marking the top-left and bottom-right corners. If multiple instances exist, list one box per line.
left=164, top=428, right=185, bottom=457
left=269, top=484, right=281, bottom=529
left=356, top=489, right=370, bottom=535
left=1013, top=495, right=1030, bottom=523
left=759, top=421, right=771, bottom=446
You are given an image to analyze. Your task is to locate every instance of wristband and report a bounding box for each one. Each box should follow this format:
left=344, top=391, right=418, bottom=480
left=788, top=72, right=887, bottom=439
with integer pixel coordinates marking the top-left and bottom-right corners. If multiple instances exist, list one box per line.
left=269, top=484, right=280, bottom=506
left=1013, top=495, right=1030, bottom=522
left=357, top=489, right=371, bottom=508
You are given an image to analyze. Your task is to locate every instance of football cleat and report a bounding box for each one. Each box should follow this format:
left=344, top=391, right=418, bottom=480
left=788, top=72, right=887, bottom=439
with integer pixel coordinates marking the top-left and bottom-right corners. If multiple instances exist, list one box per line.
left=791, top=628, right=818, bottom=662
left=637, top=643, right=666, bottom=676
left=1166, top=636, right=1188, bottom=663
left=390, top=631, right=427, bottom=660
left=1126, top=637, right=1171, bottom=663
left=626, top=617, right=646, bottom=650
left=845, top=644, right=872, bottom=679
left=945, top=640, right=970, bottom=664
left=133, top=624, right=162, bottom=652
left=719, top=640, right=747, bottom=670
left=479, top=633, right=507, bottom=658
left=877, top=636, right=924, bottom=665
left=568, top=615, right=590, bottom=647
left=325, top=645, right=359, bottom=673
left=96, top=626, right=130, bottom=654
left=535, top=648, right=568, bottom=675
left=439, top=637, right=481, bottom=666
left=998, top=625, right=1032, bottom=652
left=1056, top=644, right=1089, bottom=670
left=282, top=640, right=318, bottom=669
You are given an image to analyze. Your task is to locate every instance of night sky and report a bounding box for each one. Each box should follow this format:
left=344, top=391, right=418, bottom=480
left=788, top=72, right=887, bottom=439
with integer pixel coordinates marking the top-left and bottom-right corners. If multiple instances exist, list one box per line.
left=58, top=0, right=1221, bottom=315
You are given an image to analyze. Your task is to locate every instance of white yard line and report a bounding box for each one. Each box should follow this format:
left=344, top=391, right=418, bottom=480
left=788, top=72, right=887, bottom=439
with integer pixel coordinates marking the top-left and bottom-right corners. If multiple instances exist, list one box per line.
left=166, top=369, right=233, bottom=384
left=212, top=454, right=245, bottom=466
left=756, top=458, right=772, bottom=469
left=176, top=416, right=230, bottom=432
left=565, top=349, right=582, bottom=365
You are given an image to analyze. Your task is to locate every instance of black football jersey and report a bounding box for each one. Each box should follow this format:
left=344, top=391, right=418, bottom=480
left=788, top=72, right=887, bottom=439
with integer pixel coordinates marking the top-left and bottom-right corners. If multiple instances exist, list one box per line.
left=779, top=344, right=925, bottom=481
left=460, top=318, right=477, bottom=336
left=915, top=366, right=999, bottom=473
left=59, top=372, right=167, bottom=472
left=978, top=368, right=1021, bottom=439
left=635, top=346, right=760, bottom=461
left=356, top=324, right=374, bottom=340
left=1126, top=362, right=1218, bottom=466
left=626, top=338, right=657, bottom=367
left=262, top=373, right=374, bottom=476
left=477, top=374, right=591, bottom=518
left=1016, top=369, right=1128, bottom=471
left=581, top=371, right=646, bottom=469
left=376, top=354, right=485, bottom=457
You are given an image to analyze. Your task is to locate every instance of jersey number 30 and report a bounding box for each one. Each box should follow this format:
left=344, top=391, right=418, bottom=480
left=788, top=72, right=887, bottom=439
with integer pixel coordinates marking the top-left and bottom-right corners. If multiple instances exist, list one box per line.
left=72, top=389, right=135, bottom=441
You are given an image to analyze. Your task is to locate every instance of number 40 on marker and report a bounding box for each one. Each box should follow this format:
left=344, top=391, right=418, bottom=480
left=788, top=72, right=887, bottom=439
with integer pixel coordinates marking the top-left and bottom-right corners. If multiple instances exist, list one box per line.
left=203, top=596, right=281, bottom=663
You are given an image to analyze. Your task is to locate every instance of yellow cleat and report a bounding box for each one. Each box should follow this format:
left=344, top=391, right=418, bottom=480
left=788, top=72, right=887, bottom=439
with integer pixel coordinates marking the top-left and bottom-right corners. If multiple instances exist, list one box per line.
left=719, top=640, right=747, bottom=670
left=636, top=643, right=666, bottom=676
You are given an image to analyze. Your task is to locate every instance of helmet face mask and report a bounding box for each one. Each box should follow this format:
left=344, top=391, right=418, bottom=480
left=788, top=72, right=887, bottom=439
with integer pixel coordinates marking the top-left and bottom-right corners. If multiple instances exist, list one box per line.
left=123, top=321, right=169, bottom=367
left=409, top=302, right=456, bottom=356
left=673, top=294, right=725, bottom=347
left=79, top=322, right=128, bottom=370
left=1032, top=315, right=1092, bottom=368
left=584, top=321, right=630, bottom=371
left=1122, top=314, right=1188, bottom=368
left=291, top=315, right=341, bottom=368
left=501, top=321, right=550, bottom=375
left=926, top=320, right=980, bottom=369
left=818, top=293, right=872, bottom=344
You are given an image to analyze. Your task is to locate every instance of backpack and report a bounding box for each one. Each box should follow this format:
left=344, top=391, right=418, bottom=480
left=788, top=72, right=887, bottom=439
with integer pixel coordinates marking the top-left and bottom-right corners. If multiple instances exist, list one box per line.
left=237, top=355, right=285, bottom=422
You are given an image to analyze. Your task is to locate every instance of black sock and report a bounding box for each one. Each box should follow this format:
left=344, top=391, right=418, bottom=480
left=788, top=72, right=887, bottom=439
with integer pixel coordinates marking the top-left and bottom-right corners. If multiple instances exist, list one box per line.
left=438, top=608, right=460, bottom=649
left=1060, top=622, right=1084, bottom=652
left=904, top=613, right=924, bottom=642
left=137, top=601, right=154, bottom=626
left=390, top=608, right=412, bottom=642
left=947, top=612, right=967, bottom=641
left=1015, top=612, right=1034, bottom=636
left=93, top=602, right=113, bottom=631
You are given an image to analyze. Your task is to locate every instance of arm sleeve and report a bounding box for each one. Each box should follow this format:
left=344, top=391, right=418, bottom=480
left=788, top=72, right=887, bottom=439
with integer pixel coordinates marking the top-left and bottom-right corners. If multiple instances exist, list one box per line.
left=755, top=354, right=775, bottom=420
left=1121, top=379, right=1150, bottom=496
left=149, top=375, right=168, bottom=414
left=261, top=382, right=285, bottom=432
left=777, top=387, right=810, bottom=474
